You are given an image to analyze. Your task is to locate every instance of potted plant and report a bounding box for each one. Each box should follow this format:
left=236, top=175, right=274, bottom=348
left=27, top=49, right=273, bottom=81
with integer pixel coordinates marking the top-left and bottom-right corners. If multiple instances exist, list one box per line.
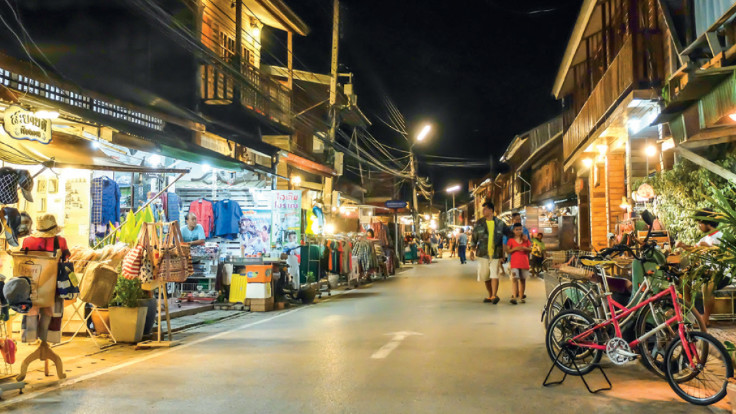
left=298, top=272, right=317, bottom=304
left=108, top=275, right=148, bottom=343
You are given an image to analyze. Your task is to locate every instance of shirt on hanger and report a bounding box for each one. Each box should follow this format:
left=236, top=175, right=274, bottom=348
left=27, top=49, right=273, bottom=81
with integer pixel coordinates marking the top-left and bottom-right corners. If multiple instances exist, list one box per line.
left=189, top=199, right=214, bottom=238
left=214, top=199, right=243, bottom=240
left=91, top=177, right=121, bottom=226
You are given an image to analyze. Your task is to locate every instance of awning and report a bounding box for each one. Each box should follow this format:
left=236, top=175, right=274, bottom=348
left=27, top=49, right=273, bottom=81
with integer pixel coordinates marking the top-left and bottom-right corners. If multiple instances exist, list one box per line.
left=0, top=129, right=188, bottom=173
left=280, top=151, right=336, bottom=177
left=113, top=131, right=277, bottom=176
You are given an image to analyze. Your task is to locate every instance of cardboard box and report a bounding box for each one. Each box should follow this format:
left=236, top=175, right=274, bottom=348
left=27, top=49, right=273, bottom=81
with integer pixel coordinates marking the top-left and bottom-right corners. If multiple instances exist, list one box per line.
left=248, top=296, right=274, bottom=312
left=245, top=282, right=271, bottom=299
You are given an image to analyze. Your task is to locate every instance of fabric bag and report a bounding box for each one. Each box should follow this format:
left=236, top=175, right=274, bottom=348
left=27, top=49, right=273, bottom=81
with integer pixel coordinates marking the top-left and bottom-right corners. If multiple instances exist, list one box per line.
left=10, top=250, right=58, bottom=308
left=56, top=261, right=79, bottom=300
left=121, top=245, right=144, bottom=280
left=181, top=243, right=194, bottom=277
left=79, top=262, right=117, bottom=307
left=143, top=222, right=188, bottom=283
left=139, top=249, right=155, bottom=284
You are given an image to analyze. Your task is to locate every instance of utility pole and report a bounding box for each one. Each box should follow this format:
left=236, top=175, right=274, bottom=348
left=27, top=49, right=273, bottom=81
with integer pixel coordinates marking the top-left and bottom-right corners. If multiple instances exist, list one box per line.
left=452, top=191, right=456, bottom=227
left=328, top=0, right=339, bottom=142
left=233, top=0, right=243, bottom=104
left=410, top=151, right=419, bottom=233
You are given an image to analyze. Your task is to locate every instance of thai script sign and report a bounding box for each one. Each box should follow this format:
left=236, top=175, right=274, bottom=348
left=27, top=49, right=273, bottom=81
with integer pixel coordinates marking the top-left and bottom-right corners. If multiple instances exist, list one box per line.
left=3, top=105, right=52, bottom=144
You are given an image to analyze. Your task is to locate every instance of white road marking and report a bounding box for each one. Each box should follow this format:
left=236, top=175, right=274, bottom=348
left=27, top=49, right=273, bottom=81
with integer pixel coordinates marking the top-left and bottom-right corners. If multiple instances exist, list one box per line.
left=371, top=331, right=423, bottom=359
left=0, top=306, right=309, bottom=409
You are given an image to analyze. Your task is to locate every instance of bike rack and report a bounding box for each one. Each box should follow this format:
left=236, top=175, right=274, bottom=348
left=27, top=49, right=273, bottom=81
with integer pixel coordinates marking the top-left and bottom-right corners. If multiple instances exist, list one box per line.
left=543, top=345, right=613, bottom=394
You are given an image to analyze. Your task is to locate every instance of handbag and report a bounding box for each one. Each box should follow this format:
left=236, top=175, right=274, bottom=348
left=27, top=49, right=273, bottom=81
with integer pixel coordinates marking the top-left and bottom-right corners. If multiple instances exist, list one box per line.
left=10, top=243, right=60, bottom=308
left=181, top=243, right=194, bottom=277
left=53, top=237, right=79, bottom=300
left=79, top=262, right=117, bottom=307
left=139, top=249, right=155, bottom=284
left=121, top=245, right=144, bottom=280
left=143, top=222, right=188, bottom=283
left=57, top=261, right=79, bottom=300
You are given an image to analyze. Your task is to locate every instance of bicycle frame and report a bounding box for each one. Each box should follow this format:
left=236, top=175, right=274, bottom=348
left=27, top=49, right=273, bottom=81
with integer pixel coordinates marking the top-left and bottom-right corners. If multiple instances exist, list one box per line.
left=568, top=282, right=694, bottom=364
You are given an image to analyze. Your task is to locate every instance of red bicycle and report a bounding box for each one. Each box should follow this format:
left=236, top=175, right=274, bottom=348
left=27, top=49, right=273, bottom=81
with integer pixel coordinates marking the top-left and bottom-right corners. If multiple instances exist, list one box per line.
left=545, top=217, right=733, bottom=405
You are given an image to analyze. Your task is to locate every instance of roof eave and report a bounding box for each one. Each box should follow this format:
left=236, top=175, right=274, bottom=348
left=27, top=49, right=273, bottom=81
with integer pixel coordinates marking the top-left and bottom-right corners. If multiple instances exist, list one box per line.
left=552, top=0, right=597, bottom=98
left=259, top=0, right=310, bottom=36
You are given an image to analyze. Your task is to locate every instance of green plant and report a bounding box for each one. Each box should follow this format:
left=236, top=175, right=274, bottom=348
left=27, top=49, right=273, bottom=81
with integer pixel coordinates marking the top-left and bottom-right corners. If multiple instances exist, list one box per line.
left=109, top=275, right=145, bottom=308
left=640, top=153, right=736, bottom=244
left=306, top=271, right=316, bottom=283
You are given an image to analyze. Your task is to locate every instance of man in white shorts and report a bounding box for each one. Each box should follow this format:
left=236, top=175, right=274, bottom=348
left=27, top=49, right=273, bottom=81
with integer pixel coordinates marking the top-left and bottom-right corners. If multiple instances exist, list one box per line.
left=470, top=201, right=511, bottom=304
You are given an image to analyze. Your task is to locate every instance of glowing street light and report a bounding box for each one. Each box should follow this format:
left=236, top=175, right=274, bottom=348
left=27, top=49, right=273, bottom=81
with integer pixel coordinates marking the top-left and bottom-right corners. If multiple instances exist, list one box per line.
left=645, top=145, right=657, bottom=157
left=446, top=184, right=461, bottom=227
left=291, top=175, right=302, bottom=186
left=416, top=124, right=431, bottom=142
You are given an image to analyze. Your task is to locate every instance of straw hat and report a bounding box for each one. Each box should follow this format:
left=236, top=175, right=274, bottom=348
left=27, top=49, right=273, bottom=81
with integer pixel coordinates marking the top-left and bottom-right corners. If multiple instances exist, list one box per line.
left=31, top=214, right=62, bottom=238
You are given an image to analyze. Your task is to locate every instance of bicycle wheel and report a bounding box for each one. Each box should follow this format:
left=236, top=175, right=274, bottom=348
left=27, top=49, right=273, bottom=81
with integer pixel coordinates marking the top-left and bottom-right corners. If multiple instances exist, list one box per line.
left=543, top=281, right=600, bottom=328
left=663, top=331, right=732, bottom=406
left=636, top=299, right=706, bottom=379
left=546, top=309, right=603, bottom=376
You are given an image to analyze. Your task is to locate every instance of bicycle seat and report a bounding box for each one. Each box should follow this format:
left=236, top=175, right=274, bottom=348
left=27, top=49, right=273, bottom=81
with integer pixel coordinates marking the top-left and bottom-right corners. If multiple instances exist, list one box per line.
left=580, top=259, right=617, bottom=267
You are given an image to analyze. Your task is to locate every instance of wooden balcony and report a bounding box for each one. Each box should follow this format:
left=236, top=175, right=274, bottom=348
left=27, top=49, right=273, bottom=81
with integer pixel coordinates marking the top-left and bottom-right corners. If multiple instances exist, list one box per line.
left=529, top=115, right=563, bottom=154
left=201, top=61, right=292, bottom=129
left=562, top=32, right=665, bottom=161
left=563, top=36, right=634, bottom=160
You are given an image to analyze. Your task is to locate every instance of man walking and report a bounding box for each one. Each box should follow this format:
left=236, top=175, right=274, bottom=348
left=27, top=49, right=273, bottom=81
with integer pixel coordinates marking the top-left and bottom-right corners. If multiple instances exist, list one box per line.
left=457, top=228, right=468, bottom=264
left=470, top=201, right=510, bottom=303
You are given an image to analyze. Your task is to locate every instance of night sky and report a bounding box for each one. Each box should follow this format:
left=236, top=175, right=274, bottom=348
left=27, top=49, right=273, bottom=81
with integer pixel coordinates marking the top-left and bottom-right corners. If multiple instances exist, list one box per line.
left=266, top=0, right=583, bottom=205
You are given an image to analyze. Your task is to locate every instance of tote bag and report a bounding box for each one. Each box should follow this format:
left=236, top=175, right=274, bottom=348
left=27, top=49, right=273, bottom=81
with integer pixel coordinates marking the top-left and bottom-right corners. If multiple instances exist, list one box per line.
left=10, top=250, right=58, bottom=308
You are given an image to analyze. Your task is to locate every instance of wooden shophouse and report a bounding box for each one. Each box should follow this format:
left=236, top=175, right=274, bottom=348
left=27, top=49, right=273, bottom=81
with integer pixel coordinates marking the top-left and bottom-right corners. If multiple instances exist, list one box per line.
left=553, top=0, right=669, bottom=250
left=0, top=0, right=312, bottom=172
left=653, top=0, right=736, bottom=183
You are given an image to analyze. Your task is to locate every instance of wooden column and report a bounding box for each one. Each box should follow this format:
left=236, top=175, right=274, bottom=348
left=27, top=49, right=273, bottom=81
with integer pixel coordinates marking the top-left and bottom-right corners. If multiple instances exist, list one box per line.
left=577, top=178, right=592, bottom=251
left=589, top=162, right=608, bottom=251
left=606, top=151, right=627, bottom=242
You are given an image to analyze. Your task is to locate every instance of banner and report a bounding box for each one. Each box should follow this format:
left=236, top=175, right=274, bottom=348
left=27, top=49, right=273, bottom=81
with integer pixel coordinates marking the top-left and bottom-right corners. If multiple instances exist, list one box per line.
left=239, top=209, right=271, bottom=256
left=272, top=190, right=301, bottom=253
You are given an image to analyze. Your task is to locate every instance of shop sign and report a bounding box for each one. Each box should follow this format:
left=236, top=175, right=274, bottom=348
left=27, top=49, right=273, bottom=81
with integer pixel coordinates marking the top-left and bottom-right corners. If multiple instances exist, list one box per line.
left=272, top=190, right=302, bottom=250
left=574, top=178, right=585, bottom=195
left=3, top=105, right=52, bottom=144
left=385, top=200, right=407, bottom=209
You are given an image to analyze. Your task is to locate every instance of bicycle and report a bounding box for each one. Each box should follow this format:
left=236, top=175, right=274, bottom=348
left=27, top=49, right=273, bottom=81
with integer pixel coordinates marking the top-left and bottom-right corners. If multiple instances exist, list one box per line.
left=542, top=213, right=706, bottom=379
left=546, top=240, right=732, bottom=405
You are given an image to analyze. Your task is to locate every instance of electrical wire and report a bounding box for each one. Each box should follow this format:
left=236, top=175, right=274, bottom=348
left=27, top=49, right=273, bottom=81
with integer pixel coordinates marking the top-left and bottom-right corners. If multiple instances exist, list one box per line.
left=0, top=4, right=47, bottom=78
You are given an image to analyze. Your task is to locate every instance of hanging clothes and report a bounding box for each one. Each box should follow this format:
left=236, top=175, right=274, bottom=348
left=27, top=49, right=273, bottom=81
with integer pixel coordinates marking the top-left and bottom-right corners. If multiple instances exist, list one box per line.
left=213, top=199, right=243, bottom=240
left=189, top=199, right=215, bottom=238
left=166, top=192, right=182, bottom=223
left=90, top=176, right=121, bottom=226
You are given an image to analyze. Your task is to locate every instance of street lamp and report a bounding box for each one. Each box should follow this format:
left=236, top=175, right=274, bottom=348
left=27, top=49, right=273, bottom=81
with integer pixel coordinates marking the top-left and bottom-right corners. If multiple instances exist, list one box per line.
left=446, top=184, right=461, bottom=227
left=416, top=124, right=431, bottom=142
left=409, top=123, right=432, bottom=232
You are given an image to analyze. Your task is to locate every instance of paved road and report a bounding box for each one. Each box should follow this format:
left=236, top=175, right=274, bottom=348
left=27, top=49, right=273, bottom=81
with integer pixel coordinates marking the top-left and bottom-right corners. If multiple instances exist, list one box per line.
left=3, top=257, right=724, bottom=413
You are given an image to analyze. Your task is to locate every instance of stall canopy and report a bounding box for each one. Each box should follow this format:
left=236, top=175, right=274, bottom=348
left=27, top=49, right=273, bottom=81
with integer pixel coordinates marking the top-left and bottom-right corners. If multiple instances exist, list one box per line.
left=0, top=130, right=188, bottom=173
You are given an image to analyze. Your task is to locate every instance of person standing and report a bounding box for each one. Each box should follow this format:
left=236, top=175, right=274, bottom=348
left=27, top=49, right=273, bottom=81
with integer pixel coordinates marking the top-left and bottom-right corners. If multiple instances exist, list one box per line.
left=502, top=212, right=530, bottom=276
left=438, top=236, right=445, bottom=258
left=449, top=234, right=456, bottom=258
left=430, top=232, right=439, bottom=257
left=457, top=228, right=468, bottom=264
left=470, top=201, right=510, bottom=304
left=507, top=223, right=532, bottom=304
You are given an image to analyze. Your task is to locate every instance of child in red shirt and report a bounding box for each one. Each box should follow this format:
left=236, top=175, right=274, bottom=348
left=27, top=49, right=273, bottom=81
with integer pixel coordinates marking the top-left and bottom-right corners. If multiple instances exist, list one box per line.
left=506, top=223, right=531, bottom=304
